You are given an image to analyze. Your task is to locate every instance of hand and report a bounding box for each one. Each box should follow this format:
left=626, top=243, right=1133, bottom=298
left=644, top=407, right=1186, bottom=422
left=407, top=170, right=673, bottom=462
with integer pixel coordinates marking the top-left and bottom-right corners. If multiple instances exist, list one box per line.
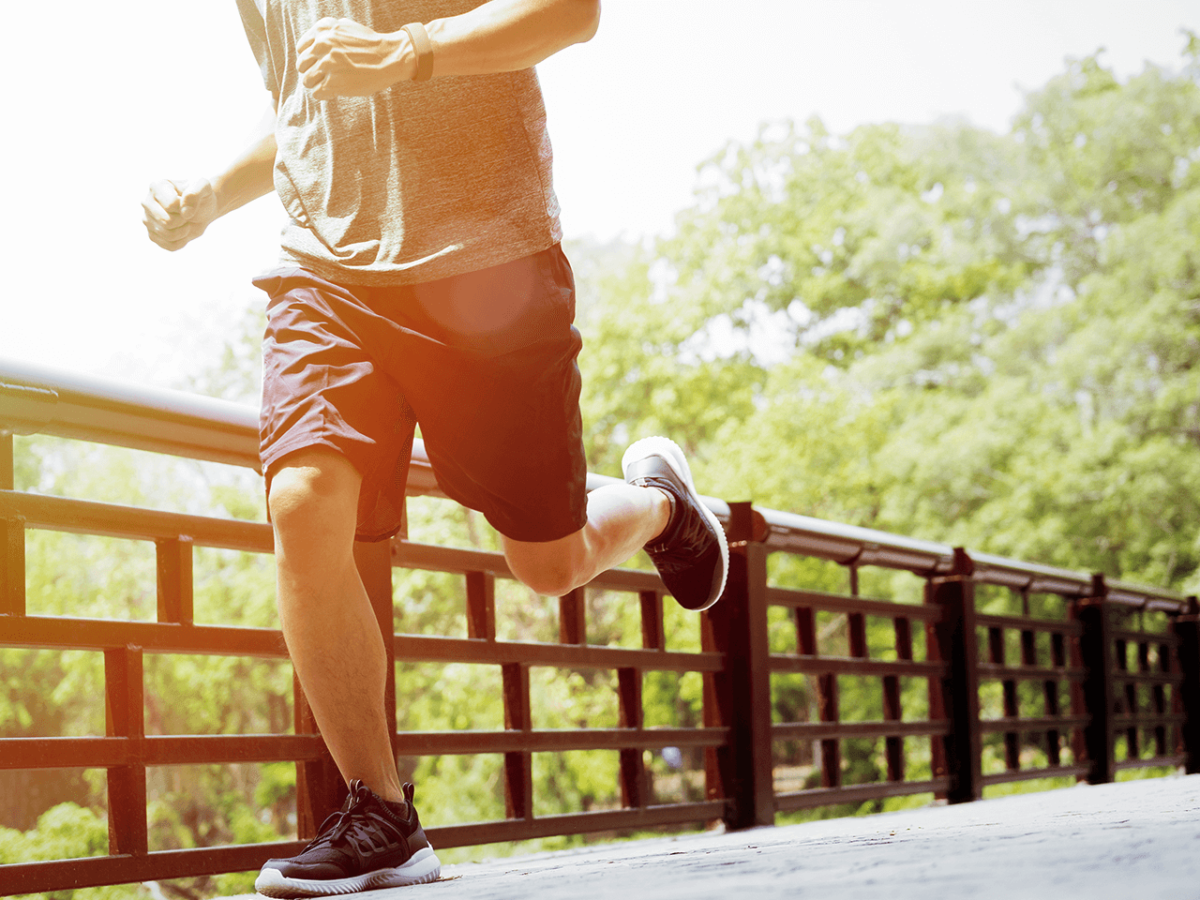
left=297, top=17, right=409, bottom=100
left=141, top=178, right=219, bottom=252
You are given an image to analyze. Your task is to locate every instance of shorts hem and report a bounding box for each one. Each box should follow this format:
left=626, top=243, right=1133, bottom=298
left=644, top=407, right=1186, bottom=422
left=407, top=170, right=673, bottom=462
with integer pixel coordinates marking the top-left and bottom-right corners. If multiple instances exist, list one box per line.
left=482, top=508, right=588, bottom=545
left=260, top=435, right=363, bottom=482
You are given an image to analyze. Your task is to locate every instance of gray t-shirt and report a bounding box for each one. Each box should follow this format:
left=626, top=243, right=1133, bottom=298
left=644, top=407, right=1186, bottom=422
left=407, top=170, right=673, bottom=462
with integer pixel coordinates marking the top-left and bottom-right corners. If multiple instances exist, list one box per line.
left=236, top=0, right=563, bottom=285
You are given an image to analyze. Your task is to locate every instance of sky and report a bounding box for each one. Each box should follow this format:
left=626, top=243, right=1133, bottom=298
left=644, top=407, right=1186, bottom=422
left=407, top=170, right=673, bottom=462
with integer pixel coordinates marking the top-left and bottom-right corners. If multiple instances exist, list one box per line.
left=1, top=0, right=1196, bottom=384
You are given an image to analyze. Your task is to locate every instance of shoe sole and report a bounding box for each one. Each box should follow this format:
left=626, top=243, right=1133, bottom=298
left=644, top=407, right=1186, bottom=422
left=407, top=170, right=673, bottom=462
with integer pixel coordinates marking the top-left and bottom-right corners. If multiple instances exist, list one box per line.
left=622, top=436, right=729, bottom=610
left=255, top=847, right=441, bottom=897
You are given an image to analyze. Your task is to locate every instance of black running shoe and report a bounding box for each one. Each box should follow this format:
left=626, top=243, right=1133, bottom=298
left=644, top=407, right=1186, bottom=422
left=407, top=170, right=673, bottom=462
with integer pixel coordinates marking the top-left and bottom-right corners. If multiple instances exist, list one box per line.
left=622, top=436, right=729, bottom=611
left=255, top=781, right=440, bottom=897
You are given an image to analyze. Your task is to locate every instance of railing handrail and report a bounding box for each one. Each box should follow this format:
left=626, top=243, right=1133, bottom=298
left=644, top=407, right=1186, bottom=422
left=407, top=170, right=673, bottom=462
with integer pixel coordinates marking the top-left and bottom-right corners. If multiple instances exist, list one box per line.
left=0, top=357, right=707, bottom=514
left=1, top=356, right=1184, bottom=612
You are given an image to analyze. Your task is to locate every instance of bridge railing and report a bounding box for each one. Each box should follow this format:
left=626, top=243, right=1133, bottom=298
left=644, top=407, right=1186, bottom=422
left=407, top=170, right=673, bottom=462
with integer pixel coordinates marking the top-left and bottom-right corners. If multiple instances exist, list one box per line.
left=2, top=357, right=1197, bottom=893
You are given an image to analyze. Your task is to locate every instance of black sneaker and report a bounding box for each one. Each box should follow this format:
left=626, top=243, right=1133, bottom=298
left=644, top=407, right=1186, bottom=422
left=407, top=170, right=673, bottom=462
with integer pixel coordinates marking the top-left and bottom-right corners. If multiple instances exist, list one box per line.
left=622, top=436, right=729, bottom=611
left=255, top=780, right=441, bottom=897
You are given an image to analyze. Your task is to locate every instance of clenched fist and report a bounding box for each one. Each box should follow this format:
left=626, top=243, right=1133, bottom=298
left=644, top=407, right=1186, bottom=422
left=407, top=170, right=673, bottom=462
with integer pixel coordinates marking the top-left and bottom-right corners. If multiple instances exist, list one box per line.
left=141, top=178, right=219, bottom=252
left=297, top=18, right=412, bottom=99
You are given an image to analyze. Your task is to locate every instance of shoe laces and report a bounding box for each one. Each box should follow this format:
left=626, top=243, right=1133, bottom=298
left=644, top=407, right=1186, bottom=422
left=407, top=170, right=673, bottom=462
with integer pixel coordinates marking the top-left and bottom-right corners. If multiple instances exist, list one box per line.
left=305, top=786, right=397, bottom=854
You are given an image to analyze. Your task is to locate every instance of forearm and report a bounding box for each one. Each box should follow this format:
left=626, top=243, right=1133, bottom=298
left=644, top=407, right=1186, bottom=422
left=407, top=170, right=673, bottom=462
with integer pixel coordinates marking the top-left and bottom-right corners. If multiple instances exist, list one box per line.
left=210, top=102, right=278, bottom=218
left=298, top=1, right=598, bottom=100
left=422, top=0, right=601, bottom=78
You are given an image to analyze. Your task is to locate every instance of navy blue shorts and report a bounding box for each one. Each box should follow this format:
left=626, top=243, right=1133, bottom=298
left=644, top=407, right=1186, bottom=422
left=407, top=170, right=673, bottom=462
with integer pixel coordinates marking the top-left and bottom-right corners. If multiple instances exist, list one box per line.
left=254, top=245, right=588, bottom=543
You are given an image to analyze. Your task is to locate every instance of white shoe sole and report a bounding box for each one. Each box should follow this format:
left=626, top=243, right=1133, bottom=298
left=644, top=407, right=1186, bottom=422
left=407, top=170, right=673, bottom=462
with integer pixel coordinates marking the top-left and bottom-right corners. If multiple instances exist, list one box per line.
left=255, top=846, right=441, bottom=897
left=622, top=436, right=729, bottom=609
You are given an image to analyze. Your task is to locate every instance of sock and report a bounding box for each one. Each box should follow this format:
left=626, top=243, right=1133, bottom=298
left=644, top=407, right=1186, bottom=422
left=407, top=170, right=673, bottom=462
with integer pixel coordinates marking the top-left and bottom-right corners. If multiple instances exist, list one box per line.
left=648, top=485, right=678, bottom=546
left=383, top=796, right=411, bottom=821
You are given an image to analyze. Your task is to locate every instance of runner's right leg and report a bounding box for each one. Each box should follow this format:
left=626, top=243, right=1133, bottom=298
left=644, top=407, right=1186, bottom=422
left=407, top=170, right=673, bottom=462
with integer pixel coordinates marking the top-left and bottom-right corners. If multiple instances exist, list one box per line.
left=268, top=446, right=404, bottom=804
left=260, top=447, right=442, bottom=896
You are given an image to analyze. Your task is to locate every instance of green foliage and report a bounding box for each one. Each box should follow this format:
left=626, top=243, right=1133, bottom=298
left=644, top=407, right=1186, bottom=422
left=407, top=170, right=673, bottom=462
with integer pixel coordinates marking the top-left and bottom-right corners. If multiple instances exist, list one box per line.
left=0, top=803, right=108, bottom=864
left=591, top=44, right=1200, bottom=596
left=661, top=115, right=1032, bottom=365
left=0, top=803, right=146, bottom=900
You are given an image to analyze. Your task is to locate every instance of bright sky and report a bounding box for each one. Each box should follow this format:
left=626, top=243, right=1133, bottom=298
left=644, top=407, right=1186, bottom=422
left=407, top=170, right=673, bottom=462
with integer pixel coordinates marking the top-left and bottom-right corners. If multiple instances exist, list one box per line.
left=1, top=0, right=1195, bottom=383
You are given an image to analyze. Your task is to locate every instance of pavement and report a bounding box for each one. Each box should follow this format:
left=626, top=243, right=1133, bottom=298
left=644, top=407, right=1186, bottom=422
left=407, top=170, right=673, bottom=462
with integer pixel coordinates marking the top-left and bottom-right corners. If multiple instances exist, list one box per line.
left=373, top=775, right=1200, bottom=900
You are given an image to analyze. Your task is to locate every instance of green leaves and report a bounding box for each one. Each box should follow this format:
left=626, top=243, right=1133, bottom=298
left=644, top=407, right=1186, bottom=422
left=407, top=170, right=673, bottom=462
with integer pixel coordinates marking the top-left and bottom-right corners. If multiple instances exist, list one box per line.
left=658, top=116, right=1033, bottom=366
left=570, top=43, right=1200, bottom=598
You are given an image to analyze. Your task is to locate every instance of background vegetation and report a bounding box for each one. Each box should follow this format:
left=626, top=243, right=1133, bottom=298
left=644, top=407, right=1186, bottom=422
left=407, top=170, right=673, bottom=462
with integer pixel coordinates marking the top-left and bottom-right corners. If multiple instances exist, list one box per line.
left=3, top=41, right=1199, bottom=898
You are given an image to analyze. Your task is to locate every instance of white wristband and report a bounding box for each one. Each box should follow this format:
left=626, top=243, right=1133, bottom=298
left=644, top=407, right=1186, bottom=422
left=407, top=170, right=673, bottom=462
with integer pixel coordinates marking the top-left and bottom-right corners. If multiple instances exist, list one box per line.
left=402, top=23, right=433, bottom=81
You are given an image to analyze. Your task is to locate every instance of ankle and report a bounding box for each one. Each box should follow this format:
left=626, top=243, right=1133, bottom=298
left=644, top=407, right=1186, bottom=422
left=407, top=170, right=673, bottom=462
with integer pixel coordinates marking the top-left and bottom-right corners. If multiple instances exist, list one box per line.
left=382, top=796, right=410, bottom=819
left=647, top=486, right=676, bottom=545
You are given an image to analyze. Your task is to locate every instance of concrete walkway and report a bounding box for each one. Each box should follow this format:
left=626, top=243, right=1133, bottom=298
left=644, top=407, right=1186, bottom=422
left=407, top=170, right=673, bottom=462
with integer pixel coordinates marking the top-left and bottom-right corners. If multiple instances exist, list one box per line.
left=388, top=775, right=1200, bottom=900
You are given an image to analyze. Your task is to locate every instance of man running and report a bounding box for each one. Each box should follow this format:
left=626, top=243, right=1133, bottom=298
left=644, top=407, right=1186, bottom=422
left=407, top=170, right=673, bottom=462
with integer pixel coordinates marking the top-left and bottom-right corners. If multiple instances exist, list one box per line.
left=141, top=1, right=727, bottom=895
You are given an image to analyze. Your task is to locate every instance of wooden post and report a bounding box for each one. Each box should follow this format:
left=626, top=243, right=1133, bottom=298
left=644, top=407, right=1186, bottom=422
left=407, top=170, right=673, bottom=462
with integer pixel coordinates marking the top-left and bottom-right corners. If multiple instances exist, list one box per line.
left=0, top=512, right=23, bottom=617
left=884, top=617, right=911, bottom=782
left=0, top=432, right=13, bottom=491
left=927, top=548, right=982, bottom=804
left=883, top=674, right=904, bottom=782
left=639, top=590, right=665, bottom=652
left=1046, top=630, right=1067, bottom=766
left=155, top=537, right=194, bottom=625
left=1076, top=575, right=1115, bottom=785
left=702, top=501, right=773, bottom=829
left=795, top=606, right=816, bottom=656
left=617, top=667, right=649, bottom=808
left=816, top=673, right=841, bottom=789
left=1172, top=597, right=1200, bottom=775
left=502, top=663, right=533, bottom=820
left=105, top=646, right=148, bottom=856
left=705, top=501, right=772, bottom=830
left=466, top=570, right=496, bottom=641
left=559, top=587, right=586, bottom=646
left=989, top=625, right=1020, bottom=771
left=0, top=434, right=18, bottom=616
left=1119, top=638, right=1139, bottom=760
left=848, top=612, right=868, bottom=660
left=1044, top=675, right=1062, bottom=767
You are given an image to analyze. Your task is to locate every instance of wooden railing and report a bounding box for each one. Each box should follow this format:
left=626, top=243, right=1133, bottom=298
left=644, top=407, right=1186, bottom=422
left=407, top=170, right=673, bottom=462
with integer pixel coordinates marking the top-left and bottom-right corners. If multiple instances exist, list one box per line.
left=1, top=357, right=1197, bottom=893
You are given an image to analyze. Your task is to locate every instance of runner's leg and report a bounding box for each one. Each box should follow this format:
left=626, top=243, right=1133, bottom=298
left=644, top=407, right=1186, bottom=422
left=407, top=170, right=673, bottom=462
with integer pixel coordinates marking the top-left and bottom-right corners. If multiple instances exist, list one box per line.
left=269, top=446, right=405, bottom=805
left=502, top=481, right=670, bottom=598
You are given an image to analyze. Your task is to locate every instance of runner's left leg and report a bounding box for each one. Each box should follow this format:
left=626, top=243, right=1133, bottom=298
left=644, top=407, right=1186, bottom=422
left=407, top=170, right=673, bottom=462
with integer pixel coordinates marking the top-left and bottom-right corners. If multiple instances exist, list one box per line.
left=502, top=481, right=670, bottom=599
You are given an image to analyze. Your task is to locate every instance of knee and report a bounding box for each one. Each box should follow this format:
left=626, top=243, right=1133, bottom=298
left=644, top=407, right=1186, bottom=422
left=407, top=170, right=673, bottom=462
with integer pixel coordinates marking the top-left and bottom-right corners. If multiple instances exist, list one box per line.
left=269, top=466, right=324, bottom=531
left=505, top=541, right=587, bottom=598
left=267, top=450, right=360, bottom=546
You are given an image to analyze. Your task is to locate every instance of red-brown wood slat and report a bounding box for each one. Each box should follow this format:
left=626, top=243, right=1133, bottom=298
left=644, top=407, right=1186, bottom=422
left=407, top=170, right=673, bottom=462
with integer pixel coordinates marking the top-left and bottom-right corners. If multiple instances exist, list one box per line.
left=639, top=590, right=665, bottom=651
left=465, top=570, right=496, bottom=641
left=1, top=510, right=24, bottom=616
left=617, top=667, right=649, bottom=808
left=155, top=536, right=193, bottom=625
left=502, top=662, right=533, bottom=821
left=104, top=645, right=147, bottom=857
left=559, top=587, right=587, bottom=646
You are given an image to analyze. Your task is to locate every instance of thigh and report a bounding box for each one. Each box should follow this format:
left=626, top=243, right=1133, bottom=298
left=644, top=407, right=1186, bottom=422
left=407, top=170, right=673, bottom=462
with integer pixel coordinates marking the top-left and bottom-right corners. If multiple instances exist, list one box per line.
left=255, top=268, right=416, bottom=543
left=389, top=246, right=589, bottom=543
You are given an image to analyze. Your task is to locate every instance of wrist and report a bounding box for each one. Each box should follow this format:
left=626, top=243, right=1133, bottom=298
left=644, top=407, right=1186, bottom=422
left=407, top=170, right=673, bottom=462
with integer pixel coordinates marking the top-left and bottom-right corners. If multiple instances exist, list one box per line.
left=385, top=28, right=421, bottom=82
left=397, top=22, right=434, bottom=82
left=209, top=175, right=232, bottom=218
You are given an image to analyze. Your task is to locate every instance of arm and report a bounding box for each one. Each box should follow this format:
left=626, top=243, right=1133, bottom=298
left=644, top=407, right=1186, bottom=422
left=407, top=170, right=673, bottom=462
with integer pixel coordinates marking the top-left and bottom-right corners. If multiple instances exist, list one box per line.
left=297, top=0, right=600, bottom=99
left=141, top=100, right=278, bottom=252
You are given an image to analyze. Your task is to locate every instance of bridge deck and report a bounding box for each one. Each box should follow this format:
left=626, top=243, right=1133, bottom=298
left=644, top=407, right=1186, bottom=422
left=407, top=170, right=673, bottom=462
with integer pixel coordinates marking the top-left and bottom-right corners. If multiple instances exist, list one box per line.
left=366, top=775, right=1200, bottom=900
